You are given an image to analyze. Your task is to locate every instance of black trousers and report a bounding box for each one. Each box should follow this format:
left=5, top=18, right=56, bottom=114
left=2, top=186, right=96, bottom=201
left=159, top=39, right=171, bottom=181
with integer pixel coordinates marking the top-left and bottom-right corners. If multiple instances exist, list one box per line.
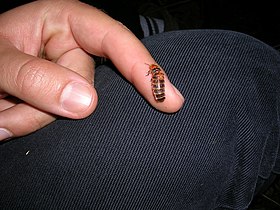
left=1, top=30, right=279, bottom=209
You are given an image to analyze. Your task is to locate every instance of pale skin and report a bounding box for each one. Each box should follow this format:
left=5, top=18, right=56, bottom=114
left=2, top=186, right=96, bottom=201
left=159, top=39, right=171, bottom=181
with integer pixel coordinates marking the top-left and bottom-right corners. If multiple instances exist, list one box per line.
left=0, top=0, right=184, bottom=141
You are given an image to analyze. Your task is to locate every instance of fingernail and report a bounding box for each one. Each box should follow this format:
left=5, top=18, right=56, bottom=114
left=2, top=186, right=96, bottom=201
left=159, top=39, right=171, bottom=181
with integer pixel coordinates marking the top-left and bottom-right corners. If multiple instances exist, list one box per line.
left=0, top=128, right=13, bottom=141
left=61, top=82, right=93, bottom=113
left=173, top=86, right=185, bottom=102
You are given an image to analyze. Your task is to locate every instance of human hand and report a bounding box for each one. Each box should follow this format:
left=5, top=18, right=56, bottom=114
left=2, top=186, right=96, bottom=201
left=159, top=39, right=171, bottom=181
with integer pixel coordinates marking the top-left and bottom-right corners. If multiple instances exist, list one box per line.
left=0, top=0, right=184, bottom=141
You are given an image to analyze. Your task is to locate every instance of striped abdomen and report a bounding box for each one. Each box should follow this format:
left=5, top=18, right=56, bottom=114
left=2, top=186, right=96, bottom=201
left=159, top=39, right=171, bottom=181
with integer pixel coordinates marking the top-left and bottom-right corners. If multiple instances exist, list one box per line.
left=147, top=64, right=165, bottom=102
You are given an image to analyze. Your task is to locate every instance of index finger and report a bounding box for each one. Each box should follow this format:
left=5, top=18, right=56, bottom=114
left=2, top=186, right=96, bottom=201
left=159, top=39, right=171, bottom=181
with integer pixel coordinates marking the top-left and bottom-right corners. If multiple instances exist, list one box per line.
left=68, top=2, right=184, bottom=112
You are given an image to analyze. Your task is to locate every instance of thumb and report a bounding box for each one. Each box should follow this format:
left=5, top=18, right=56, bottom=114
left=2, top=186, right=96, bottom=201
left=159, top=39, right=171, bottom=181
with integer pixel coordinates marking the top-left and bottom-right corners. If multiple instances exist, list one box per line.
left=0, top=41, right=97, bottom=119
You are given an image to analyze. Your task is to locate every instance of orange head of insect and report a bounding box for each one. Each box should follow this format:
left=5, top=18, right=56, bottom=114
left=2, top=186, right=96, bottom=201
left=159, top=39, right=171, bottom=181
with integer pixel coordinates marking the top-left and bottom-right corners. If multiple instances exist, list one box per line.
left=149, top=64, right=159, bottom=70
left=145, top=63, right=161, bottom=75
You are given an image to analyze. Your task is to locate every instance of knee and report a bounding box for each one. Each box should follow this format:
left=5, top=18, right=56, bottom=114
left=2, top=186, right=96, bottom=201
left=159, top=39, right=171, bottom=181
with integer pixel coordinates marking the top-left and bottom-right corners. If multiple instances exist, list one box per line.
left=144, top=29, right=280, bottom=130
left=144, top=29, right=280, bottom=79
left=145, top=29, right=280, bottom=99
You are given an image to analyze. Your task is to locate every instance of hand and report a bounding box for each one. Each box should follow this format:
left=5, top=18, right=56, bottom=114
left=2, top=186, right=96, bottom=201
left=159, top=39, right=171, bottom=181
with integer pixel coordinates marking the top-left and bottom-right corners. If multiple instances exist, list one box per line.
left=0, top=0, right=184, bottom=141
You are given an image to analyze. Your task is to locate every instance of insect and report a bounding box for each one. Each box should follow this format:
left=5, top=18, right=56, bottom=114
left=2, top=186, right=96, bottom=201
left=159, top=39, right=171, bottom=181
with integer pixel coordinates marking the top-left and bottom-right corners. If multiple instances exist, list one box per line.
left=146, top=64, right=165, bottom=102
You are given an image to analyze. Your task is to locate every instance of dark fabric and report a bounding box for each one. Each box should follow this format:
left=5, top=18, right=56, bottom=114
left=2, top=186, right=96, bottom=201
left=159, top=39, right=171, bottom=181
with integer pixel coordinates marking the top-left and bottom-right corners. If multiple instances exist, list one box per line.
left=0, top=30, right=280, bottom=209
left=203, top=1, right=280, bottom=48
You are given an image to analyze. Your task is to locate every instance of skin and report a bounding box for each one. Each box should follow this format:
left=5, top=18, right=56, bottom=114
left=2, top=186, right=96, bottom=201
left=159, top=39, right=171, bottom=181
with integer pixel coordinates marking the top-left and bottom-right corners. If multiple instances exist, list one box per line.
left=0, top=0, right=184, bottom=141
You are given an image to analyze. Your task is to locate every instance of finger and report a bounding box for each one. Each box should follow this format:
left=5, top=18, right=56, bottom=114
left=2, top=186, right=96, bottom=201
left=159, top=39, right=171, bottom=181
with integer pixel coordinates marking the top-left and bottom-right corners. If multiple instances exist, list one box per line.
left=0, top=103, right=56, bottom=141
left=0, top=40, right=97, bottom=119
left=67, top=2, right=184, bottom=113
left=0, top=93, right=8, bottom=99
left=0, top=97, right=19, bottom=111
left=56, top=48, right=95, bottom=85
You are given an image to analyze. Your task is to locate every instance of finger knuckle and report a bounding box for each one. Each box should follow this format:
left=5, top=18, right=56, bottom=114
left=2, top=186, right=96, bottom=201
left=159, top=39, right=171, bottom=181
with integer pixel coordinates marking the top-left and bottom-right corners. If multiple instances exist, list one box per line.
left=16, top=59, right=47, bottom=96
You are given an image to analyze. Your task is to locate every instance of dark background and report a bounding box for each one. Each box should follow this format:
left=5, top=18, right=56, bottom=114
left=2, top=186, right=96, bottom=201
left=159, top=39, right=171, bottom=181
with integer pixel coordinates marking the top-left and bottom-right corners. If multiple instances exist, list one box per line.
left=136, top=0, right=280, bottom=49
left=1, top=0, right=280, bottom=48
left=1, top=0, right=280, bottom=209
